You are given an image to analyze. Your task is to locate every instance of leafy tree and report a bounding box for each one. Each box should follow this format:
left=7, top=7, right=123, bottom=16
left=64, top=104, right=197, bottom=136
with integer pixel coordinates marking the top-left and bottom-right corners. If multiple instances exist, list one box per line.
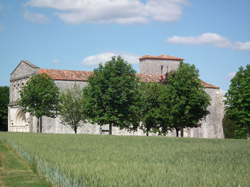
left=58, top=85, right=86, bottom=134
left=161, top=62, right=210, bottom=137
left=223, top=114, right=247, bottom=139
left=83, top=56, right=141, bottom=135
left=140, top=82, right=167, bottom=136
left=0, top=86, right=9, bottom=131
left=19, top=74, right=59, bottom=132
left=225, top=65, right=250, bottom=138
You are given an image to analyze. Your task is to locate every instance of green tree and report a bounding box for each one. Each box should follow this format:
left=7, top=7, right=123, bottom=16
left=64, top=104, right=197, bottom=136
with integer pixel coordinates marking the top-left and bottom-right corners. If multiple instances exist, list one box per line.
left=161, top=62, right=210, bottom=137
left=58, top=85, right=85, bottom=134
left=83, top=56, right=141, bottom=135
left=0, top=86, right=9, bottom=131
left=140, top=82, right=167, bottom=136
left=223, top=114, right=247, bottom=139
left=19, top=74, right=59, bottom=132
left=225, top=65, right=250, bottom=138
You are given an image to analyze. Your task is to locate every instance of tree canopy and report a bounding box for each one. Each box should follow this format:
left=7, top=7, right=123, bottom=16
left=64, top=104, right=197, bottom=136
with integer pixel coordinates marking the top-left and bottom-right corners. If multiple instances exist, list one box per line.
left=161, top=62, right=210, bottom=137
left=83, top=56, right=141, bottom=134
left=225, top=64, right=250, bottom=137
left=223, top=114, right=248, bottom=139
left=19, top=74, right=59, bottom=132
left=140, top=82, right=166, bottom=136
left=58, top=85, right=86, bottom=134
left=0, top=86, right=9, bottom=131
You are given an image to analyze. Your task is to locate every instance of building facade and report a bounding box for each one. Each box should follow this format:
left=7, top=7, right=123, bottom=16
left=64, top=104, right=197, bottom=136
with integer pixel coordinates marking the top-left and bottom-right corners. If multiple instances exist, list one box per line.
left=8, top=55, right=224, bottom=138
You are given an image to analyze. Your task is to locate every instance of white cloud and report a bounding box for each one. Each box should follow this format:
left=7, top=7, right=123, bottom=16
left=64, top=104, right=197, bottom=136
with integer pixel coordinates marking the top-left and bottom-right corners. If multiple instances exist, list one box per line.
left=82, top=52, right=139, bottom=66
left=25, top=0, right=187, bottom=24
left=234, top=42, right=250, bottom=51
left=167, top=33, right=250, bottom=51
left=23, top=10, right=49, bottom=24
left=167, top=33, right=232, bottom=48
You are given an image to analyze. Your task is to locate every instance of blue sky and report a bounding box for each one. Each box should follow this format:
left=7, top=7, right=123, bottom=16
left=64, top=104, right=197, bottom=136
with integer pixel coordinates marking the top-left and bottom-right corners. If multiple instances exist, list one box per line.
left=0, top=0, right=250, bottom=91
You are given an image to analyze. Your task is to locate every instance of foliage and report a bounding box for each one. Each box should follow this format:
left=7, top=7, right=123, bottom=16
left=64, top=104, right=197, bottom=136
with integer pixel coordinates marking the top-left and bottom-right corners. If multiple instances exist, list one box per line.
left=19, top=74, right=59, bottom=118
left=18, top=74, right=59, bottom=132
left=161, top=62, right=210, bottom=137
left=83, top=56, right=141, bottom=134
left=223, top=115, right=247, bottom=139
left=1, top=133, right=250, bottom=187
left=0, top=86, right=9, bottom=131
left=225, top=64, right=250, bottom=137
left=140, top=82, right=167, bottom=136
left=58, top=85, right=86, bottom=134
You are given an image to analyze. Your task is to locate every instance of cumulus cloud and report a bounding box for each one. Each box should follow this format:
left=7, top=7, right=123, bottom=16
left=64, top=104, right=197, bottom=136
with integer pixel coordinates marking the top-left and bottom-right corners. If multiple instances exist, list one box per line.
left=167, top=33, right=250, bottom=51
left=25, top=0, right=187, bottom=24
left=82, top=52, right=139, bottom=66
left=23, top=10, right=49, bottom=24
left=234, top=42, right=250, bottom=51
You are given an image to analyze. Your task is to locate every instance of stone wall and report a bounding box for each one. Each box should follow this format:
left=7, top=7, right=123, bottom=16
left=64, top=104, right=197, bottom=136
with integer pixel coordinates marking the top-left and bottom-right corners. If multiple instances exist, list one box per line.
left=139, top=59, right=180, bottom=75
left=184, top=88, right=225, bottom=138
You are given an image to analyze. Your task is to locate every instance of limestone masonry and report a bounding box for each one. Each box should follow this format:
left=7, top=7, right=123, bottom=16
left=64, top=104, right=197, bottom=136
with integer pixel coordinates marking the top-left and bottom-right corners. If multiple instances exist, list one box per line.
left=8, top=55, right=224, bottom=138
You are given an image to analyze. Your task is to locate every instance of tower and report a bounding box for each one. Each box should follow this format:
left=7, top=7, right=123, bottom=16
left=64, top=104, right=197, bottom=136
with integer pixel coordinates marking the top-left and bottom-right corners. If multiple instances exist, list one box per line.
left=139, top=55, right=183, bottom=75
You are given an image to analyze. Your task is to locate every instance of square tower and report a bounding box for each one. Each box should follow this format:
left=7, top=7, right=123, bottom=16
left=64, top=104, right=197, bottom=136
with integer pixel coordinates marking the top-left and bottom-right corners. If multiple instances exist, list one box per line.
left=139, top=55, right=183, bottom=75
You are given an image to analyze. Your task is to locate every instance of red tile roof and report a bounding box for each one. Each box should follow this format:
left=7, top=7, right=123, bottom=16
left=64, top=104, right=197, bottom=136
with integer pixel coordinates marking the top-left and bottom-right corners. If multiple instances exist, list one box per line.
left=139, top=55, right=184, bottom=61
left=37, top=69, right=219, bottom=89
left=200, top=80, right=219, bottom=89
left=37, top=69, right=92, bottom=81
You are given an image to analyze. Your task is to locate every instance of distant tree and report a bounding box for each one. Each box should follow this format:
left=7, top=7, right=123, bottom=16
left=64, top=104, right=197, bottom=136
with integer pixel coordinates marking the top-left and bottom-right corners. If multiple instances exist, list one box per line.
left=161, top=62, right=210, bottom=137
left=19, top=74, right=59, bottom=133
left=140, top=82, right=167, bottom=136
left=225, top=65, right=250, bottom=138
left=83, top=56, right=141, bottom=135
left=0, top=86, right=9, bottom=131
left=58, top=85, right=86, bottom=134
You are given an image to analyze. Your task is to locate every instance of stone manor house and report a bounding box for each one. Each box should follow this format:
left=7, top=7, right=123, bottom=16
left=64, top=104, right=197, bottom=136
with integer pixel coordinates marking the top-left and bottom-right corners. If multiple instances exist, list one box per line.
left=8, top=55, right=224, bottom=138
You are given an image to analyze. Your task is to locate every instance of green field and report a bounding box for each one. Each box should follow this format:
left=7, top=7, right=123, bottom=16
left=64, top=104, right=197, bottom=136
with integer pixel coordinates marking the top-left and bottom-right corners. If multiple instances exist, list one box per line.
left=0, top=140, right=51, bottom=187
left=0, top=133, right=249, bottom=187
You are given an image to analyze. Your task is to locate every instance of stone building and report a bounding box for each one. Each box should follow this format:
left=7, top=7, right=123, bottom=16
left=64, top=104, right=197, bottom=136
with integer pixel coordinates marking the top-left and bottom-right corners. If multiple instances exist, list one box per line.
left=8, top=55, right=224, bottom=138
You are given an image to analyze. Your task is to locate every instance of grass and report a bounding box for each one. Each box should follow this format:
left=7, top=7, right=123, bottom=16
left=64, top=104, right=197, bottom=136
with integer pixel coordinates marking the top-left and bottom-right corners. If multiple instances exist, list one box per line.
left=0, top=140, right=51, bottom=187
left=0, top=132, right=250, bottom=187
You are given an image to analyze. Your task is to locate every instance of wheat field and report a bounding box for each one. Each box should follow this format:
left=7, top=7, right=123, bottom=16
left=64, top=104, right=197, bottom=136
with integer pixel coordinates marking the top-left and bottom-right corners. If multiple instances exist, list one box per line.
left=0, top=132, right=249, bottom=187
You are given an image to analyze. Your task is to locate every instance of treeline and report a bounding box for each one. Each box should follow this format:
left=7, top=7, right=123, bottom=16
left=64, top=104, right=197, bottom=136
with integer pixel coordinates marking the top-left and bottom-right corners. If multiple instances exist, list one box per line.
left=0, top=86, right=9, bottom=131
left=14, top=57, right=250, bottom=138
left=224, top=64, right=250, bottom=139
left=18, top=57, right=210, bottom=137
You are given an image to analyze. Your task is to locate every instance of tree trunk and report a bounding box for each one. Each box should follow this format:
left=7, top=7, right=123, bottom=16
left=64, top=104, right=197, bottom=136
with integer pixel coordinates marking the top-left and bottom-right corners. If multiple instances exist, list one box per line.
left=146, top=130, right=149, bottom=136
left=176, top=128, right=179, bottom=137
left=37, top=118, right=39, bottom=133
left=247, top=128, right=250, bottom=140
left=181, top=128, right=184, bottom=137
left=74, top=126, right=77, bottom=134
left=39, top=117, right=42, bottom=133
left=109, top=124, right=112, bottom=135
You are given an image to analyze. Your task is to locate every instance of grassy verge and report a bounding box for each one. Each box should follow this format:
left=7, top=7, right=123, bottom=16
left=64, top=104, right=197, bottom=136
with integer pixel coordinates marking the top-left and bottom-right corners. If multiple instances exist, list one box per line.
left=0, top=132, right=250, bottom=187
left=0, top=140, right=51, bottom=187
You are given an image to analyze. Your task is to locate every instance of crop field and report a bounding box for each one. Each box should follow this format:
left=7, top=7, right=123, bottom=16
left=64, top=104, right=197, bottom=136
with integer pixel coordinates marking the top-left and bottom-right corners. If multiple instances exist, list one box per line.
left=0, top=133, right=250, bottom=187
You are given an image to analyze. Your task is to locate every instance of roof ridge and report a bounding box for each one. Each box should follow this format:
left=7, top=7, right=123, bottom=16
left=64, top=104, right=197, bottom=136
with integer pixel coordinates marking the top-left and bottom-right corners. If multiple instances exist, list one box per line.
left=11, top=60, right=39, bottom=75
left=139, top=55, right=184, bottom=61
